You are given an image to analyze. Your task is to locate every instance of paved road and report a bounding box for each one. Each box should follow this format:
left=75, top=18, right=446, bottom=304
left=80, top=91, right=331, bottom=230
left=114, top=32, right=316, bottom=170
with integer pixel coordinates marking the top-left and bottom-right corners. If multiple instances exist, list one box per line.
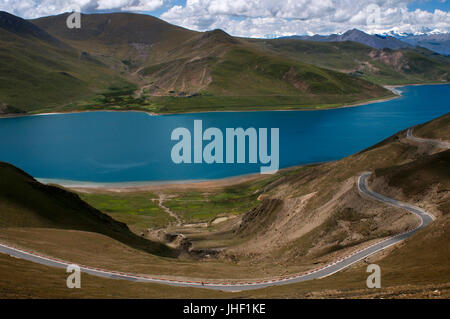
left=0, top=171, right=435, bottom=291
left=407, top=127, right=450, bottom=149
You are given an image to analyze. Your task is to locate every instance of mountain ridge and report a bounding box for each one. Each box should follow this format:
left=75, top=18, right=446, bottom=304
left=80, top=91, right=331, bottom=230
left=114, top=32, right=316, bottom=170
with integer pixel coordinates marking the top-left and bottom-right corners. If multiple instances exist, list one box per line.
left=280, top=28, right=450, bottom=55
left=0, top=11, right=63, bottom=47
left=280, top=28, right=413, bottom=50
left=394, top=33, right=450, bottom=55
left=1, top=12, right=393, bottom=113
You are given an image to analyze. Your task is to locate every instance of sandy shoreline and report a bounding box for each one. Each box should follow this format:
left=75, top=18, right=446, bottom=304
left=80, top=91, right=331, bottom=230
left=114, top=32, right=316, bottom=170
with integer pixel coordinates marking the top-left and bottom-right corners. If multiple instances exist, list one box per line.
left=48, top=163, right=322, bottom=193
left=64, top=172, right=270, bottom=193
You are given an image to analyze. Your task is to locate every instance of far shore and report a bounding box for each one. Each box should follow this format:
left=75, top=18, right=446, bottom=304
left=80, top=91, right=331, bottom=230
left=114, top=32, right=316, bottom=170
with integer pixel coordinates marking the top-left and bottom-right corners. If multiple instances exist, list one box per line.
left=0, top=94, right=397, bottom=119
left=1, top=83, right=449, bottom=120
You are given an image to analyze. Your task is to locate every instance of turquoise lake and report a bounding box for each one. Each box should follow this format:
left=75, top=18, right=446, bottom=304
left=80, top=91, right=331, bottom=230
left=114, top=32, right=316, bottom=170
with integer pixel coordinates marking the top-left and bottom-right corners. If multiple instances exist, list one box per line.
left=0, top=84, right=449, bottom=185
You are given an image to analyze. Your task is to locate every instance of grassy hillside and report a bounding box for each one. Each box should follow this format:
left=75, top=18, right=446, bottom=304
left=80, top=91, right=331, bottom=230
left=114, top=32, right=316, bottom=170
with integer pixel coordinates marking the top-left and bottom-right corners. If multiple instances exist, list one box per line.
left=32, top=12, right=198, bottom=65
left=0, top=11, right=133, bottom=113
left=28, top=13, right=395, bottom=113
left=144, top=46, right=390, bottom=113
left=0, top=162, right=175, bottom=257
left=414, top=112, right=450, bottom=141
left=230, top=113, right=449, bottom=263
left=0, top=239, right=448, bottom=298
left=372, top=150, right=450, bottom=214
left=246, top=38, right=450, bottom=85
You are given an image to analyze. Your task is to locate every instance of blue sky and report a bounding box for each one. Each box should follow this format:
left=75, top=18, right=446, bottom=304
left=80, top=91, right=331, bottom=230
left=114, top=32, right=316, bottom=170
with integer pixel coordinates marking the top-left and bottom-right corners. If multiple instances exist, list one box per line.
left=408, top=0, right=449, bottom=11
left=1, top=0, right=449, bottom=37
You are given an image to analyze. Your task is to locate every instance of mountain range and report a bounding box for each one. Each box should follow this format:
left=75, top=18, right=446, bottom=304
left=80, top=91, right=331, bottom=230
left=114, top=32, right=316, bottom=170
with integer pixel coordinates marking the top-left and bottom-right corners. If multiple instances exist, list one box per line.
left=280, top=29, right=450, bottom=55
left=0, top=11, right=449, bottom=115
left=395, top=33, right=450, bottom=56
left=281, top=29, right=413, bottom=50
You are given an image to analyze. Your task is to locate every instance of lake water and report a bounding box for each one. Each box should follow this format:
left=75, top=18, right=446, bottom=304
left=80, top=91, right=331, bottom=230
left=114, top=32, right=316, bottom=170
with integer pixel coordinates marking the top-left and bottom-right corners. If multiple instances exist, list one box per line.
left=0, top=84, right=449, bottom=185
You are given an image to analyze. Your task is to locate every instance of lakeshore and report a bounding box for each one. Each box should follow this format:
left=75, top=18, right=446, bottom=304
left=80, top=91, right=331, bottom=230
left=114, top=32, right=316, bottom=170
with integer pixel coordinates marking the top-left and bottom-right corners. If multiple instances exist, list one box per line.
left=1, top=84, right=449, bottom=186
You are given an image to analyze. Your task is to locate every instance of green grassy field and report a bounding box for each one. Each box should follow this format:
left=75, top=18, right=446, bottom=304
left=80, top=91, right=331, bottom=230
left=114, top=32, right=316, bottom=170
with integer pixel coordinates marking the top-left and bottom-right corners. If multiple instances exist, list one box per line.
left=145, top=93, right=394, bottom=113
left=22, top=85, right=154, bottom=114
left=79, top=168, right=303, bottom=227
left=78, top=192, right=173, bottom=233
left=163, top=180, right=268, bottom=223
left=79, top=176, right=278, bottom=228
left=246, top=38, right=450, bottom=85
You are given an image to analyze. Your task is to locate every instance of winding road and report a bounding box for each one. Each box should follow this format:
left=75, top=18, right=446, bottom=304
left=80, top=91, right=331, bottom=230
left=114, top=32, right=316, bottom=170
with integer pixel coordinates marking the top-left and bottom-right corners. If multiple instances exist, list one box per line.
left=0, top=126, right=444, bottom=291
left=407, top=127, right=450, bottom=149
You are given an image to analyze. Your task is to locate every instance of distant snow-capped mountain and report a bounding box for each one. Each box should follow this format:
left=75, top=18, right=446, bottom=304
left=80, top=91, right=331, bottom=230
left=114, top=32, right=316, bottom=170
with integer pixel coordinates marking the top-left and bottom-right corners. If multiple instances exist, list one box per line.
left=280, top=29, right=449, bottom=55
left=280, top=29, right=412, bottom=50
left=389, top=32, right=450, bottom=56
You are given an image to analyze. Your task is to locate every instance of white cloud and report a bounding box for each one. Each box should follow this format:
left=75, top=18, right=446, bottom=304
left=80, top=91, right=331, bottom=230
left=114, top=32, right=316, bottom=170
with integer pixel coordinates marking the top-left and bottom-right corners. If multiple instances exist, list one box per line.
left=0, top=0, right=164, bottom=18
left=160, top=0, right=450, bottom=37
left=96, top=0, right=163, bottom=11
left=0, top=0, right=448, bottom=36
